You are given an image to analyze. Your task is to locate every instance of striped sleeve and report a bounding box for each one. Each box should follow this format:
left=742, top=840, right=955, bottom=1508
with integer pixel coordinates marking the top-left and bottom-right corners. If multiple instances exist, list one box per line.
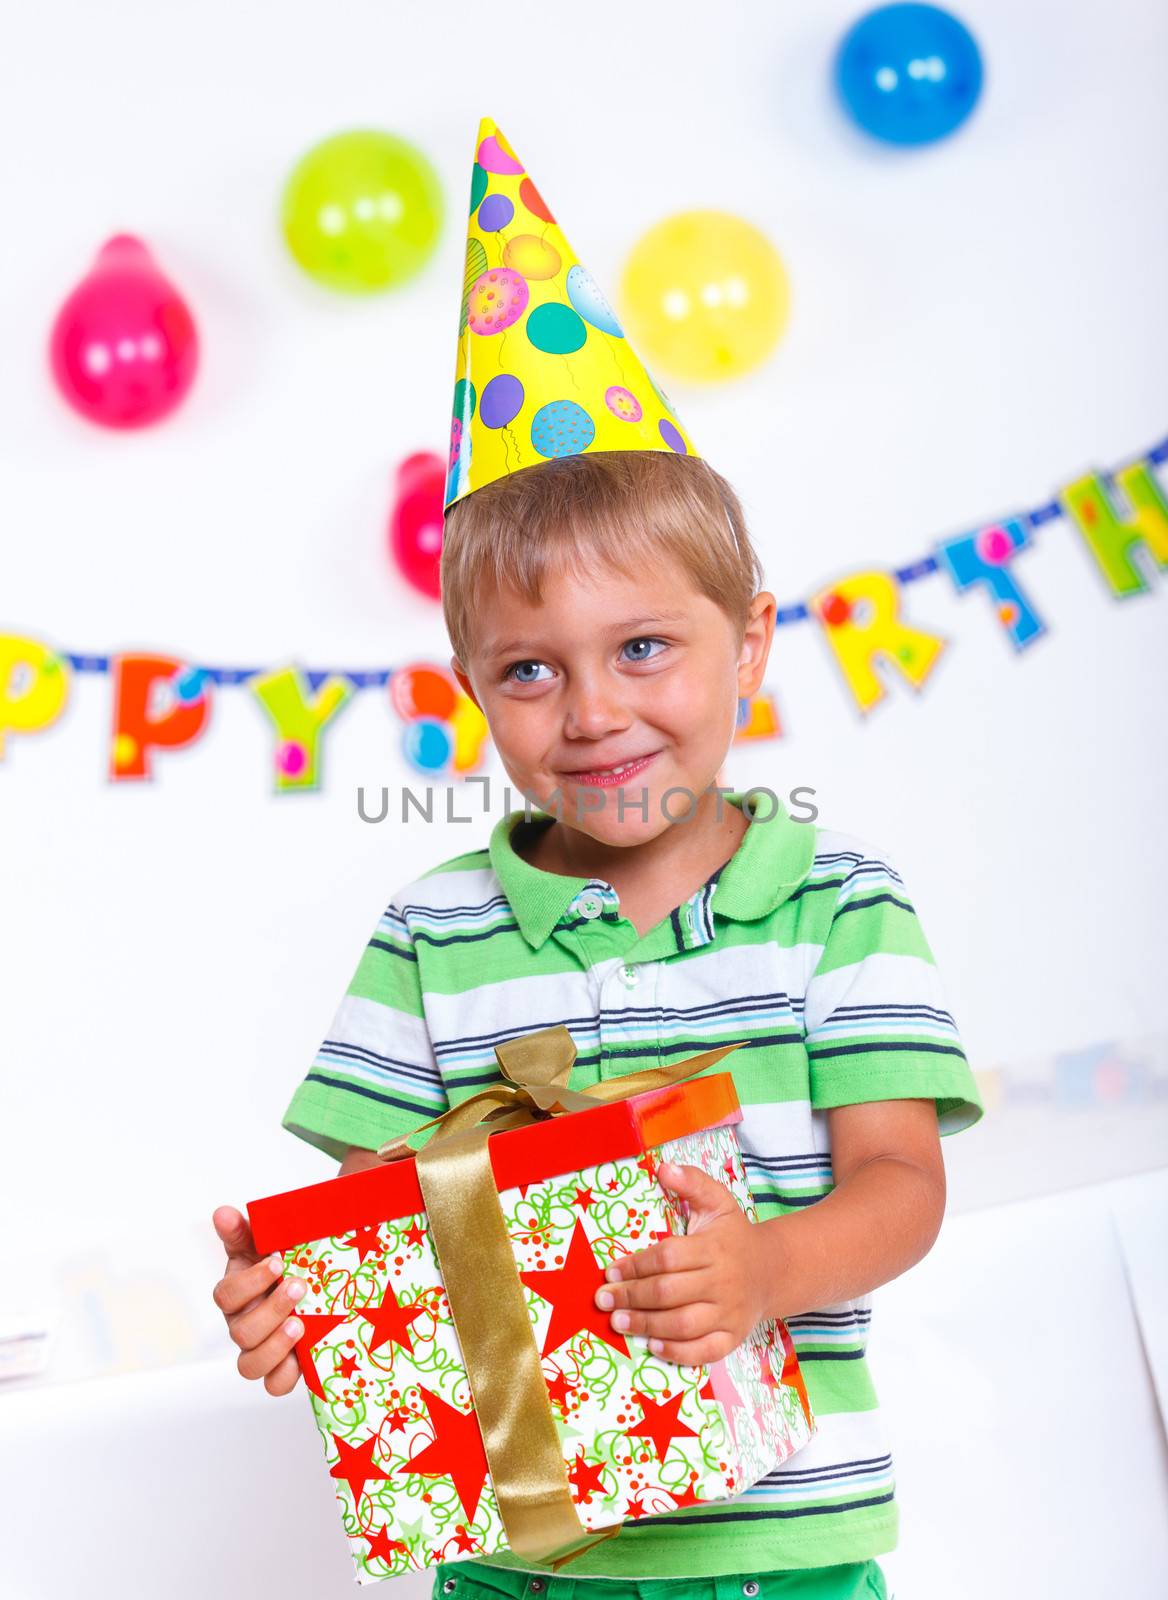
left=802, top=849, right=983, bottom=1134
left=281, top=897, right=448, bottom=1161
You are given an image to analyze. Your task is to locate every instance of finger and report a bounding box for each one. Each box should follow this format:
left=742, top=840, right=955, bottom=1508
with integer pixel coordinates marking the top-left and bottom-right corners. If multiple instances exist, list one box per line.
left=263, top=1351, right=303, bottom=1397
left=602, top=1302, right=722, bottom=1344
left=237, top=1311, right=306, bottom=1382
left=647, top=1330, right=738, bottom=1367
left=658, top=1162, right=737, bottom=1216
left=226, top=1274, right=309, bottom=1351
left=605, top=1233, right=707, bottom=1283
left=213, top=1250, right=286, bottom=1318
left=213, top=1206, right=258, bottom=1265
left=595, top=1271, right=707, bottom=1314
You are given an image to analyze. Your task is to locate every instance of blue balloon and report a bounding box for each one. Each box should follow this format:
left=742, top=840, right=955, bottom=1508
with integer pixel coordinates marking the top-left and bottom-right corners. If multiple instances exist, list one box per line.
left=405, top=717, right=452, bottom=774
left=566, top=264, right=623, bottom=337
left=835, top=4, right=983, bottom=146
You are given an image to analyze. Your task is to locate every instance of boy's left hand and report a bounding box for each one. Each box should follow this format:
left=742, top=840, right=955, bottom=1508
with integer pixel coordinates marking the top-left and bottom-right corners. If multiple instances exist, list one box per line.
left=593, top=1160, right=771, bottom=1365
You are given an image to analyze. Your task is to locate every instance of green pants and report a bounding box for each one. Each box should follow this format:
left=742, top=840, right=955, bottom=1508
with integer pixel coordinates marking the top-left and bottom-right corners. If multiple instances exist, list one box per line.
left=432, top=1560, right=887, bottom=1600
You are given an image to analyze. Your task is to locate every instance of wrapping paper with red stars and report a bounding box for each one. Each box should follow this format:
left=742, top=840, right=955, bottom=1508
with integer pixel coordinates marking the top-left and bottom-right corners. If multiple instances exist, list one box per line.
left=281, top=1125, right=815, bottom=1582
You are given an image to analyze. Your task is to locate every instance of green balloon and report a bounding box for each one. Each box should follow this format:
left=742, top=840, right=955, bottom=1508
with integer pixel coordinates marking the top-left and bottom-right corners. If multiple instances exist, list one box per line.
left=469, top=162, right=488, bottom=216
left=525, top=302, right=587, bottom=355
left=282, top=129, right=444, bottom=294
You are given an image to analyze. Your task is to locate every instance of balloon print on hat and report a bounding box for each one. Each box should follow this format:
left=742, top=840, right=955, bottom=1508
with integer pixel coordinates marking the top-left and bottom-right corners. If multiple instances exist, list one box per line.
left=477, top=127, right=524, bottom=174
left=467, top=268, right=529, bottom=334
left=519, top=176, right=554, bottom=224
left=531, top=399, right=595, bottom=458
left=480, top=374, right=525, bottom=430
left=620, top=209, right=790, bottom=383
left=49, top=235, right=199, bottom=429
left=389, top=452, right=445, bottom=600
left=566, top=264, right=623, bottom=337
left=447, top=378, right=476, bottom=505
left=526, top=302, right=587, bottom=355
left=477, top=193, right=515, bottom=232
left=460, top=238, right=489, bottom=333
left=469, top=162, right=489, bottom=214
left=835, top=4, right=984, bottom=144
left=605, top=385, right=642, bottom=422
left=281, top=129, right=443, bottom=293
left=502, top=234, right=561, bottom=280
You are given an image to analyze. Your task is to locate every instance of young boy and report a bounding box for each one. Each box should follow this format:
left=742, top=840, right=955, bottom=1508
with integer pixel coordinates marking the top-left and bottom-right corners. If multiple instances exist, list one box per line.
left=212, top=119, right=982, bottom=1600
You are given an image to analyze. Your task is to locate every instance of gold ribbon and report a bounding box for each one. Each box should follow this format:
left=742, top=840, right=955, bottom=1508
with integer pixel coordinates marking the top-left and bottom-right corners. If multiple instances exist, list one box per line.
left=376, top=1026, right=746, bottom=1570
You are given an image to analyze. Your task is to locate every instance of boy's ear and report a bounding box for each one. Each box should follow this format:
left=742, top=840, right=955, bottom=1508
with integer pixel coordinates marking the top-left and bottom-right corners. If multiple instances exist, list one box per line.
left=736, top=591, right=777, bottom=698
left=450, top=655, right=483, bottom=712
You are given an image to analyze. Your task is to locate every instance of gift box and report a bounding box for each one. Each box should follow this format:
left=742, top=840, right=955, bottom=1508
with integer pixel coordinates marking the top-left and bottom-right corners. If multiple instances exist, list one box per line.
left=248, top=1028, right=815, bottom=1583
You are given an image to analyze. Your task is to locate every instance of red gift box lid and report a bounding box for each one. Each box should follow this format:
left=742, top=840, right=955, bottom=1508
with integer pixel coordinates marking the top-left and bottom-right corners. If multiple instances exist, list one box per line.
left=249, top=1071, right=741, bottom=1254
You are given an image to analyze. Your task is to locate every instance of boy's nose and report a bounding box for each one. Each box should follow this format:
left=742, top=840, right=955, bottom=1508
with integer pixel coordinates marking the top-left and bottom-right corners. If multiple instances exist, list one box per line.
left=562, top=678, right=631, bottom=739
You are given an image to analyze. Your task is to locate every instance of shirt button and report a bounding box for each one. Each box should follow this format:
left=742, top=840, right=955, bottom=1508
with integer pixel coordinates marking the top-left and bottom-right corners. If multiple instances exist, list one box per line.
left=620, top=963, right=640, bottom=987
left=742, top=1585, right=761, bottom=1598
left=577, top=894, right=604, bottom=920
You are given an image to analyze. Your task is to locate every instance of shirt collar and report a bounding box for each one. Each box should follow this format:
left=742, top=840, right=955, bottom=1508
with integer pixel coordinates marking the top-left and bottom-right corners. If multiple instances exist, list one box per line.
left=489, top=791, right=815, bottom=951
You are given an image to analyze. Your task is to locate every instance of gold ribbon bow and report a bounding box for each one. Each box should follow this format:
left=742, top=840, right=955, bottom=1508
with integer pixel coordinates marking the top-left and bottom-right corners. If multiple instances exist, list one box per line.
left=376, top=1026, right=746, bottom=1570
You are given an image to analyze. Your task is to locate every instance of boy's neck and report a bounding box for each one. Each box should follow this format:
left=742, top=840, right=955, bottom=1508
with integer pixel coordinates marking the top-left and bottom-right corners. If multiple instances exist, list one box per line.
left=518, top=788, right=752, bottom=937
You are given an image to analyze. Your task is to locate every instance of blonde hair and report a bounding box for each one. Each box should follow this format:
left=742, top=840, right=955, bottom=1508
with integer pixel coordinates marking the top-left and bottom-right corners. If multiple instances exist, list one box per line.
left=440, top=451, right=765, bottom=665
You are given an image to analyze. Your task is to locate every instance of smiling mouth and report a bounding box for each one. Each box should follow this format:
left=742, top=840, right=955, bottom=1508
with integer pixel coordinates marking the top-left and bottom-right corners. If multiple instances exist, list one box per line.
left=558, top=752, right=660, bottom=786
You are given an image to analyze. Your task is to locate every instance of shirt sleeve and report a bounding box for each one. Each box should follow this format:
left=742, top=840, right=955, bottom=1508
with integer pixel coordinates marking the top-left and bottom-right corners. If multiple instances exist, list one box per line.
left=281, top=895, right=448, bottom=1162
left=802, top=845, right=983, bottom=1134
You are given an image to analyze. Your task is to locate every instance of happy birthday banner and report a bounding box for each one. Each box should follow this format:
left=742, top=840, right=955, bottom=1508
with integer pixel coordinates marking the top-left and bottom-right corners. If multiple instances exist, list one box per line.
left=3, top=437, right=1165, bottom=792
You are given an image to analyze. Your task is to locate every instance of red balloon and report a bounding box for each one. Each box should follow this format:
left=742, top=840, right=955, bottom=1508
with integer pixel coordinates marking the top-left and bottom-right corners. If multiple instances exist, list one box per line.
left=389, top=451, right=445, bottom=599
left=49, top=235, right=199, bottom=429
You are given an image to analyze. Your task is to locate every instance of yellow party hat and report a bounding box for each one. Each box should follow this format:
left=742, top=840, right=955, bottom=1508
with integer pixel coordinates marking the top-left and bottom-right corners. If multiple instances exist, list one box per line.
left=444, top=116, right=699, bottom=510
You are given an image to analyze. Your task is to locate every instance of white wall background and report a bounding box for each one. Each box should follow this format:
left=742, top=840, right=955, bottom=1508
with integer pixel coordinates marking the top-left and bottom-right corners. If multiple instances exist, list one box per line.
left=1, top=1, right=1166, bottom=1594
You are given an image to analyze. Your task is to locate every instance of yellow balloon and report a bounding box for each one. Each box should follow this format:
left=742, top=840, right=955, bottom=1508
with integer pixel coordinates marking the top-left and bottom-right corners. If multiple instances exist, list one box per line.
left=620, top=210, right=790, bottom=383
left=501, top=233, right=562, bottom=281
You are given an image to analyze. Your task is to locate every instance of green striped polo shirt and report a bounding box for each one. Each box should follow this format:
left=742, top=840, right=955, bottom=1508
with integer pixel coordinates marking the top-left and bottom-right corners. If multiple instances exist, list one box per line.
left=282, top=792, right=983, bottom=1578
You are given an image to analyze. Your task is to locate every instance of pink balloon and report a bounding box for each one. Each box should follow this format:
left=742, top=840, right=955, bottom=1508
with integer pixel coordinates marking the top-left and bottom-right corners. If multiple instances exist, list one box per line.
left=49, top=235, right=199, bottom=429
left=389, top=451, right=445, bottom=599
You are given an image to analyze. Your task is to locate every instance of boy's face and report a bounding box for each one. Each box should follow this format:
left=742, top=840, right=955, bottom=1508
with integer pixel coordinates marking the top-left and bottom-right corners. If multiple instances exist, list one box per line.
left=451, top=554, right=775, bottom=847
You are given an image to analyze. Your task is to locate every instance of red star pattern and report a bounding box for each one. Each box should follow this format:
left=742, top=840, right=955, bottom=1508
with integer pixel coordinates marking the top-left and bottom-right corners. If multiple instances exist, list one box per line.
left=337, top=1353, right=359, bottom=1381
left=362, top=1524, right=411, bottom=1568
left=606, top=1178, right=620, bottom=1192
left=293, top=1313, right=347, bottom=1400
left=520, top=1217, right=628, bottom=1358
left=384, top=1403, right=412, bottom=1434
left=624, top=1495, right=647, bottom=1519
left=358, top=1287, right=427, bottom=1355
left=572, top=1186, right=595, bottom=1210
left=397, top=1385, right=490, bottom=1522
left=723, top=1156, right=738, bottom=1182
left=669, top=1471, right=706, bottom=1508
left=545, top=1368, right=575, bottom=1413
left=330, top=1431, right=391, bottom=1508
left=637, top=1151, right=659, bottom=1183
left=402, top=1219, right=426, bottom=1250
left=347, top=1223, right=384, bottom=1264
left=623, top=1388, right=699, bottom=1462
left=566, top=1449, right=607, bottom=1504
left=452, top=1525, right=478, bottom=1554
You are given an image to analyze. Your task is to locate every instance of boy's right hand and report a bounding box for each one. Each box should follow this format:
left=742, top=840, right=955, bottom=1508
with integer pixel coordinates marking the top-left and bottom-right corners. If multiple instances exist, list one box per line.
left=211, top=1206, right=306, bottom=1396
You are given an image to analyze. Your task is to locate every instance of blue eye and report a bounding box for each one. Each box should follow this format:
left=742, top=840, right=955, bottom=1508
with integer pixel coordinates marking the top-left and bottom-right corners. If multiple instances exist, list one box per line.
left=622, top=637, right=667, bottom=663
left=504, top=660, right=553, bottom=684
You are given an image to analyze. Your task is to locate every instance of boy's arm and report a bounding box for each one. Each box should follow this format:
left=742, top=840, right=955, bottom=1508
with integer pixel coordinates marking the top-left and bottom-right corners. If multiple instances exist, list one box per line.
left=752, top=1095, right=945, bottom=1318
left=339, top=1145, right=383, bottom=1176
